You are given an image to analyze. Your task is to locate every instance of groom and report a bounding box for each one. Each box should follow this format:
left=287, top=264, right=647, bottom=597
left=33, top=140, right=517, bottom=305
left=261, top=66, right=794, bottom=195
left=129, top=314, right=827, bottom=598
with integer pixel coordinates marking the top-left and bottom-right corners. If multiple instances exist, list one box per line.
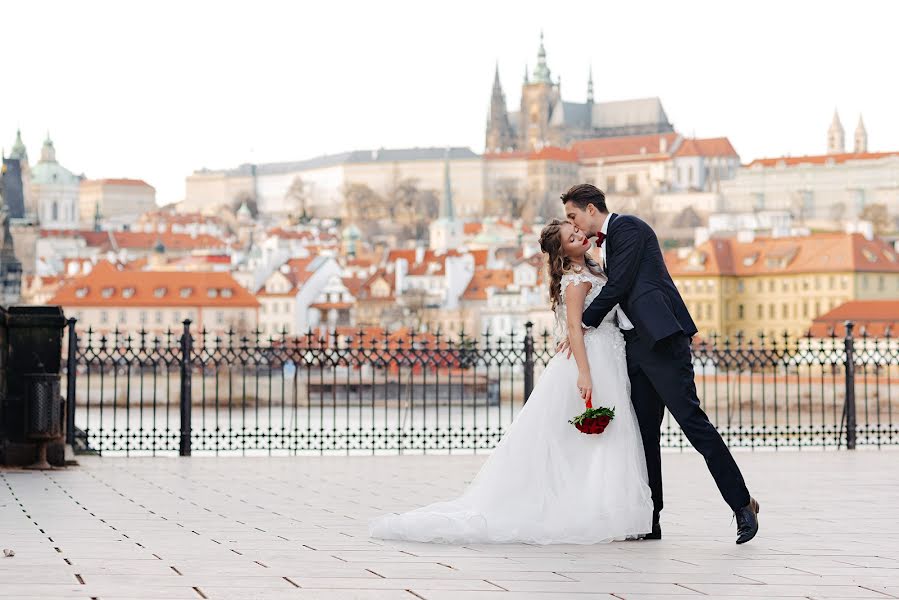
left=560, top=183, right=760, bottom=544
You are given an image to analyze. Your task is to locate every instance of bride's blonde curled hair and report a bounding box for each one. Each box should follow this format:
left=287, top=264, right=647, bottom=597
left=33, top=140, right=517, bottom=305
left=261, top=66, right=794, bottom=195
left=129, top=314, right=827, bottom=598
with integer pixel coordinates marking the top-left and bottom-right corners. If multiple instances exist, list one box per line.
left=539, top=219, right=601, bottom=312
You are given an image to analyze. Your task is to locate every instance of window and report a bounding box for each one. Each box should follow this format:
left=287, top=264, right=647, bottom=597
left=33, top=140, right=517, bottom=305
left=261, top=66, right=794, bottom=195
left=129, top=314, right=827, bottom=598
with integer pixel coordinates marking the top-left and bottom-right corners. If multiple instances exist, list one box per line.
left=221, top=288, right=233, bottom=298
left=216, top=311, right=224, bottom=325
left=102, top=287, right=115, bottom=298
left=75, top=287, right=89, bottom=298
left=118, top=311, right=126, bottom=324
left=100, top=311, right=108, bottom=324
left=757, top=304, right=763, bottom=319
left=768, top=304, right=775, bottom=319
left=154, top=287, right=167, bottom=298
left=862, top=275, right=869, bottom=290
left=155, top=311, right=163, bottom=324
left=878, top=276, right=885, bottom=291
left=139, top=311, right=147, bottom=323
left=828, top=276, right=835, bottom=289
left=180, top=287, right=193, bottom=298
left=606, top=176, right=616, bottom=193
left=122, top=287, right=135, bottom=299
left=738, top=304, right=745, bottom=320
left=803, top=303, right=809, bottom=318
left=768, top=280, right=775, bottom=292
left=173, top=311, right=181, bottom=324
left=782, top=304, right=788, bottom=319
left=627, top=174, right=638, bottom=192
left=207, top=288, right=219, bottom=298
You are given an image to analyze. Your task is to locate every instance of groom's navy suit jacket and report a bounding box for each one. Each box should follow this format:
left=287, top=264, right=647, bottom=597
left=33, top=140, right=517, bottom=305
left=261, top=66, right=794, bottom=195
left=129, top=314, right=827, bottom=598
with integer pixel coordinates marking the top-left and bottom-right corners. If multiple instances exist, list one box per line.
left=581, top=213, right=696, bottom=347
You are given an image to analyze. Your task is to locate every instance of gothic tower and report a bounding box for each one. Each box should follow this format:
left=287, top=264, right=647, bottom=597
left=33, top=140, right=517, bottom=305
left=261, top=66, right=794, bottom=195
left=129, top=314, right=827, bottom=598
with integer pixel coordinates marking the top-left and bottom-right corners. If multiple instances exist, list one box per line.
left=519, top=32, right=562, bottom=150
left=854, top=114, right=868, bottom=154
left=485, top=63, right=516, bottom=153
left=827, top=109, right=845, bottom=154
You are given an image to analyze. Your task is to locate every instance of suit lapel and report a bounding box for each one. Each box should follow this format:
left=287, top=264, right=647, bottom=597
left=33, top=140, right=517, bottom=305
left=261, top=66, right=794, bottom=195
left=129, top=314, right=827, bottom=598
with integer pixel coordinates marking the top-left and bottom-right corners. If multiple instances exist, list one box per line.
left=602, top=213, right=618, bottom=276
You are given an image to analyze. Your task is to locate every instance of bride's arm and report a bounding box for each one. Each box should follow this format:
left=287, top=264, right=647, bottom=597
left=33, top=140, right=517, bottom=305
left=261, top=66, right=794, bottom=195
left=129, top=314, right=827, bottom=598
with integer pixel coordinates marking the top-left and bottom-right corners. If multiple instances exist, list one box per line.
left=565, top=281, right=593, bottom=406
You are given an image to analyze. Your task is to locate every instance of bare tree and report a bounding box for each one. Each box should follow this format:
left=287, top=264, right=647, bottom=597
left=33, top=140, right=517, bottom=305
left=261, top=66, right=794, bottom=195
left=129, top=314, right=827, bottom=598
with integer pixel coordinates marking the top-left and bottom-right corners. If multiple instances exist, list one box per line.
left=415, top=189, right=441, bottom=239
left=342, top=183, right=385, bottom=226
left=491, top=178, right=527, bottom=220
left=285, top=176, right=309, bottom=223
left=860, top=203, right=892, bottom=235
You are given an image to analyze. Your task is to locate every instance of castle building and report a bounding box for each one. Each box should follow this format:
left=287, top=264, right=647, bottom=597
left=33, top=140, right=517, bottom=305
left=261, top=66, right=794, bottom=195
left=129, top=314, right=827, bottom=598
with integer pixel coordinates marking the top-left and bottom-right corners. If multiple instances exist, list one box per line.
left=485, top=33, right=675, bottom=153
left=720, top=111, right=899, bottom=228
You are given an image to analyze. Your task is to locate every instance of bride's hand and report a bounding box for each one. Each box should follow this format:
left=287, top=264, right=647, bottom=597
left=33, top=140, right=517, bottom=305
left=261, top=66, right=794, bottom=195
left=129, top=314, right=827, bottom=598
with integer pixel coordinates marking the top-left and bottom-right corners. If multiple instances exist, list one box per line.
left=576, top=370, right=592, bottom=406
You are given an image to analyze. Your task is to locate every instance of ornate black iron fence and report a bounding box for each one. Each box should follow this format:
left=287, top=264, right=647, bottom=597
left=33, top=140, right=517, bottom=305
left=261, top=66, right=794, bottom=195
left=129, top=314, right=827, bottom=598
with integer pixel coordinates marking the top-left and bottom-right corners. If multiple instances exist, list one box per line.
left=63, top=319, right=898, bottom=455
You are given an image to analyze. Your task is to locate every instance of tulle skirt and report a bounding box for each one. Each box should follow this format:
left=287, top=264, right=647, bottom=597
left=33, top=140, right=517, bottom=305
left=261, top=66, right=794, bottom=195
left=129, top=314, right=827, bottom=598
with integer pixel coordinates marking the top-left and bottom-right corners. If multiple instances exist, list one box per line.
left=369, top=323, right=653, bottom=544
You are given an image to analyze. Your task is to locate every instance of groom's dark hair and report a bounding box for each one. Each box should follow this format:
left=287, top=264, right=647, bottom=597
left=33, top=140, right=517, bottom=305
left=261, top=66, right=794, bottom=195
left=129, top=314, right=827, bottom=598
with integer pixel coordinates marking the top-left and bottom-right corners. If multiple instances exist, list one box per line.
left=561, top=183, right=607, bottom=213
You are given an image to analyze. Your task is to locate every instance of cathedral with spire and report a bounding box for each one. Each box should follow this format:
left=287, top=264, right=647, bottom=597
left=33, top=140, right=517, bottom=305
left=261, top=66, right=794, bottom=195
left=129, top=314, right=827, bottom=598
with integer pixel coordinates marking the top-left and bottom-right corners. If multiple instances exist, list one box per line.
left=827, top=109, right=868, bottom=155
left=485, top=33, right=675, bottom=153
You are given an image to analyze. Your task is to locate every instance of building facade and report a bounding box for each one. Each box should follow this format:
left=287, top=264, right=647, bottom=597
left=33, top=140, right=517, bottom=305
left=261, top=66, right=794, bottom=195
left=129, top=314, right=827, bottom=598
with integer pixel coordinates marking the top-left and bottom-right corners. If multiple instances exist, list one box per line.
left=80, top=179, right=157, bottom=225
left=664, top=232, right=899, bottom=338
left=51, top=261, right=258, bottom=336
left=720, top=112, right=898, bottom=229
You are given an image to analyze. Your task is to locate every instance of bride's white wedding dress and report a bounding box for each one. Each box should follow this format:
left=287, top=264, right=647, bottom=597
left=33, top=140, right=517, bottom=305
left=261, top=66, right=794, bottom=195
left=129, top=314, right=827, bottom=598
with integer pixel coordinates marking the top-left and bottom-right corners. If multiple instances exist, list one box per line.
left=369, top=270, right=653, bottom=544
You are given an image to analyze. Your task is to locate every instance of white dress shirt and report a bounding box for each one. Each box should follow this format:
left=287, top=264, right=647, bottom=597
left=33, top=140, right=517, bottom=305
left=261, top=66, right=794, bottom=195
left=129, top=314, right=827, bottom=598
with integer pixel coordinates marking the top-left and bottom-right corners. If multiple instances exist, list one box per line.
left=598, top=212, right=613, bottom=270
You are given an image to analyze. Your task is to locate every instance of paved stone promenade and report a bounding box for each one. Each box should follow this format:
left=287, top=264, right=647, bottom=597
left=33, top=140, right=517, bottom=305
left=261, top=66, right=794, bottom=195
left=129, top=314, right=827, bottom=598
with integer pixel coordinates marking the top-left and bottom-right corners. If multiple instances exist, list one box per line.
left=1, top=450, right=898, bottom=599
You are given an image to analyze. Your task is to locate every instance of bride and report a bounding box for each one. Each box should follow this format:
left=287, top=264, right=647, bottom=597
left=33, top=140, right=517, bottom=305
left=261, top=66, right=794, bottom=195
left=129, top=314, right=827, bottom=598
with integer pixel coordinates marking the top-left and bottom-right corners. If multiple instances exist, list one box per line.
left=369, top=219, right=653, bottom=544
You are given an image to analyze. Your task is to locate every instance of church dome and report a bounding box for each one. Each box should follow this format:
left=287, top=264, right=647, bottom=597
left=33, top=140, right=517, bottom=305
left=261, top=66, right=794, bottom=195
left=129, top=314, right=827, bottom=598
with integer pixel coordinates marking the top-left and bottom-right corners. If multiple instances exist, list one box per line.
left=31, top=134, right=78, bottom=186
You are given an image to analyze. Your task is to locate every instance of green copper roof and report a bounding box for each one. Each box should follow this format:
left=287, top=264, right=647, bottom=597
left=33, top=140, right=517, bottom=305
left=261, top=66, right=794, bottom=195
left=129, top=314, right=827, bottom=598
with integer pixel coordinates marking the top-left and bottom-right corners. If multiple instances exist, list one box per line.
left=532, top=31, right=552, bottom=84
left=9, top=129, right=27, bottom=162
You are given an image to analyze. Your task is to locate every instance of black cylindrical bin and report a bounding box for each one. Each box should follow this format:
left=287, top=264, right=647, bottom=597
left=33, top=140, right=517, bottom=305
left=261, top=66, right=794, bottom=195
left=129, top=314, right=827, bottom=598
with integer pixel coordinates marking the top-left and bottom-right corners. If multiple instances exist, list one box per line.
left=3, top=306, right=66, bottom=467
left=24, top=374, right=63, bottom=439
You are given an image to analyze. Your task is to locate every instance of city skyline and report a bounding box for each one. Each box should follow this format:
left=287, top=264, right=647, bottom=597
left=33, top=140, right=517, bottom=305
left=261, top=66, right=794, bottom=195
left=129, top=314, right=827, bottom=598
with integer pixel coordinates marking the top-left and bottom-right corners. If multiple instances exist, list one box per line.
left=3, top=0, right=897, bottom=206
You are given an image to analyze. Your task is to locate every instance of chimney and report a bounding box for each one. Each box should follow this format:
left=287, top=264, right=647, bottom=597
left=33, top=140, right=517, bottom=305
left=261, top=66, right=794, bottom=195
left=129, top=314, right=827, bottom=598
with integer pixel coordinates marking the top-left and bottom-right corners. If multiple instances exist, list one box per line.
left=659, top=137, right=668, bottom=153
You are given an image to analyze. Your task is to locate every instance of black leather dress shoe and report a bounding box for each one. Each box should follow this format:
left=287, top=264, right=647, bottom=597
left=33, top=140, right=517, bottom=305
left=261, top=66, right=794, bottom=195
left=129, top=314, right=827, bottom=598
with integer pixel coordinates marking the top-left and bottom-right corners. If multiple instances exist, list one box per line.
left=643, top=522, right=662, bottom=540
left=735, top=497, right=760, bottom=544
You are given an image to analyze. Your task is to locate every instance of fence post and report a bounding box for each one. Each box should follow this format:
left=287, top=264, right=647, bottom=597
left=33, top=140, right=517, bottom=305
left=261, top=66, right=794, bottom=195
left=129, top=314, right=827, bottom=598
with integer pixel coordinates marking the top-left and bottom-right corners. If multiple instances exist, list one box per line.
left=65, top=318, right=78, bottom=447
left=843, top=320, right=857, bottom=450
left=523, top=322, right=534, bottom=404
left=179, top=319, right=193, bottom=456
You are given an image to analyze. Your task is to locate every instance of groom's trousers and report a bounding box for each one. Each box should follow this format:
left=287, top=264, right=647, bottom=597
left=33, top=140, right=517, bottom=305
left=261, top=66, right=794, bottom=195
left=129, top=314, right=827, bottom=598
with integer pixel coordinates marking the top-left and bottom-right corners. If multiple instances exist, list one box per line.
left=624, top=330, right=751, bottom=521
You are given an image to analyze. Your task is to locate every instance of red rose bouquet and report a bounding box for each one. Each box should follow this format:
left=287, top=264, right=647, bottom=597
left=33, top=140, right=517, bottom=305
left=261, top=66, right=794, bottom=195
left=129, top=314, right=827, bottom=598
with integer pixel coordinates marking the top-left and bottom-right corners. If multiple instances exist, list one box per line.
left=569, top=398, right=615, bottom=435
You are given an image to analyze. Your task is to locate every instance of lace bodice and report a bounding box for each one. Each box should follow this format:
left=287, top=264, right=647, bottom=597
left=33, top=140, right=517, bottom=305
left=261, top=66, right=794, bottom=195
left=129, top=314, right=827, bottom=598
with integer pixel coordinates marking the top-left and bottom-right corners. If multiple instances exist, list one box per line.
left=555, top=269, right=633, bottom=342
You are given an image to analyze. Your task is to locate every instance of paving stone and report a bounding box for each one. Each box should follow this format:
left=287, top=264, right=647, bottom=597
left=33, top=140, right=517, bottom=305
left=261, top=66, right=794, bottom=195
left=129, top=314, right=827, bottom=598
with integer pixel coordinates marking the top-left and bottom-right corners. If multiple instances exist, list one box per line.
left=1, top=450, right=897, bottom=599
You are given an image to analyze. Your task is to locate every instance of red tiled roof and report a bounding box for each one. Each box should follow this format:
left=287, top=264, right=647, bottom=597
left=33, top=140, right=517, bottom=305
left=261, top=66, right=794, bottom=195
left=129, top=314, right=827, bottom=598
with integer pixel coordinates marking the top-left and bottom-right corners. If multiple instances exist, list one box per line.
left=747, top=151, right=899, bottom=168
left=40, top=229, right=228, bottom=251
left=341, top=277, right=365, bottom=297
left=81, top=178, right=154, bottom=189
left=809, top=300, right=899, bottom=337
left=665, top=233, right=899, bottom=277
left=528, top=146, right=579, bottom=163
left=462, top=269, right=514, bottom=301
left=674, top=137, right=738, bottom=158
left=572, top=133, right=680, bottom=160
left=484, top=151, right=530, bottom=160
left=49, top=261, right=258, bottom=308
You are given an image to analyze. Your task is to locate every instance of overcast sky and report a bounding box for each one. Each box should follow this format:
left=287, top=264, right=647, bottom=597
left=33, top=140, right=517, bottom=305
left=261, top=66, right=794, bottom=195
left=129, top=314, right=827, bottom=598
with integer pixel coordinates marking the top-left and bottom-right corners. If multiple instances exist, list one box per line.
left=3, top=0, right=897, bottom=205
